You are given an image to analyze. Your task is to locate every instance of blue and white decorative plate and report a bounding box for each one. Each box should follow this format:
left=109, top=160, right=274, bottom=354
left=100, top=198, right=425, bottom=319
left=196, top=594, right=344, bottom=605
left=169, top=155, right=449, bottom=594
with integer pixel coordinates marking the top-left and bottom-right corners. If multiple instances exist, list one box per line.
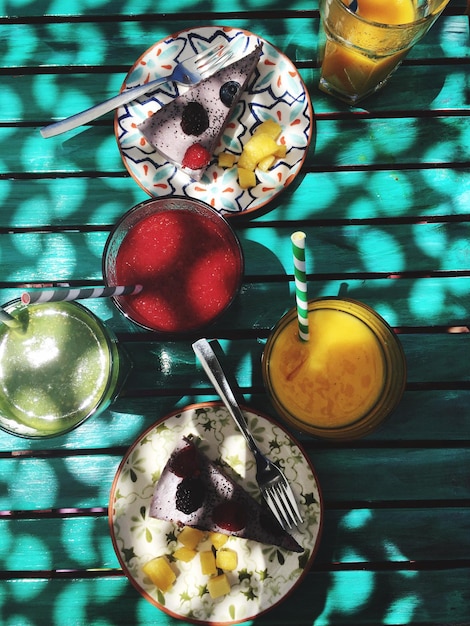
left=109, top=402, right=323, bottom=625
left=115, top=26, right=314, bottom=217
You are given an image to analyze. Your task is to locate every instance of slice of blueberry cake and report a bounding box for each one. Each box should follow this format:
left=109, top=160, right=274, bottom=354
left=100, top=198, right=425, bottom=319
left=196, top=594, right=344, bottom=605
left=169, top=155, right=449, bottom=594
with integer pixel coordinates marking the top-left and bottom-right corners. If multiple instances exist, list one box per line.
left=149, top=434, right=303, bottom=553
left=137, top=45, right=262, bottom=181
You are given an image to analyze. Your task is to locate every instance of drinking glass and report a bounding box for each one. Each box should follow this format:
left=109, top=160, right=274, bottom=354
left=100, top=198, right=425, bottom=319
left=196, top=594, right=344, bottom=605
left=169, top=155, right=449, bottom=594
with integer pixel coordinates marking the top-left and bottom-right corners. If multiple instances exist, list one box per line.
left=262, top=298, right=406, bottom=439
left=318, top=0, right=450, bottom=104
left=103, top=197, right=244, bottom=334
left=0, top=299, right=128, bottom=438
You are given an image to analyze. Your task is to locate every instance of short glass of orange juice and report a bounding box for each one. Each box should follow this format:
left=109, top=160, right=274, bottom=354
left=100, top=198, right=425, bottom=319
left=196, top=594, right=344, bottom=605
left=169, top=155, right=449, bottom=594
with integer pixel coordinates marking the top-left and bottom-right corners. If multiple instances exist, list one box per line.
left=318, top=0, right=450, bottom=104
left=262, top=298, right=406, bottom=440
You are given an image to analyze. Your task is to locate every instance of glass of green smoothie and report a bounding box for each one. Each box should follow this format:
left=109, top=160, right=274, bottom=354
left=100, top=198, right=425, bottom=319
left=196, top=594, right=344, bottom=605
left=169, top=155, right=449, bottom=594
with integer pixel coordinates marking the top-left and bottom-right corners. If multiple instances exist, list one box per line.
left=0, top=299, right=128, bottom=438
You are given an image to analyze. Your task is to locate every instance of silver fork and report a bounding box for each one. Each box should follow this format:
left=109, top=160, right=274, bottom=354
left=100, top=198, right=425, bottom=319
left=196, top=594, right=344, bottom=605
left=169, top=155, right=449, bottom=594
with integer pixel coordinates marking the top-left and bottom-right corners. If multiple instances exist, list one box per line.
left=192, top=338, right=303, bottom=531
left=40, top=43, right=233, bottom=139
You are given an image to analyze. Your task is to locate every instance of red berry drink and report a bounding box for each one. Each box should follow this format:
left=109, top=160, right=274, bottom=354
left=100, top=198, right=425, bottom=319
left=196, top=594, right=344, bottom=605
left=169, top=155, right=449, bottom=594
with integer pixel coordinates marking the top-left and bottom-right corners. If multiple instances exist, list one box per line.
left=103, top=198, right=243, bottom=333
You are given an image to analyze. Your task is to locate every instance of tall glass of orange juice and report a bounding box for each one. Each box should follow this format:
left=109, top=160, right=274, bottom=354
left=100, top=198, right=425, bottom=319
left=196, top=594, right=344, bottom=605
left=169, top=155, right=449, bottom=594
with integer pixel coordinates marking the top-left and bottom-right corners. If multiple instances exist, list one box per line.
left=318, top=0, right=450, bottom=104
left=262, top=298, right=406, bottom=440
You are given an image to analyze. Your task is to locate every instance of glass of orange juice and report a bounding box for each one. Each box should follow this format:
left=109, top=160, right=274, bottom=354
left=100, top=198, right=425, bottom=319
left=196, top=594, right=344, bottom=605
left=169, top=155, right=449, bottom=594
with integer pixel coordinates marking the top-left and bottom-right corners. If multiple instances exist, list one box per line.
left=262, top=298, right=406, bottom=440
left=318, top=0, right=450, bottom=104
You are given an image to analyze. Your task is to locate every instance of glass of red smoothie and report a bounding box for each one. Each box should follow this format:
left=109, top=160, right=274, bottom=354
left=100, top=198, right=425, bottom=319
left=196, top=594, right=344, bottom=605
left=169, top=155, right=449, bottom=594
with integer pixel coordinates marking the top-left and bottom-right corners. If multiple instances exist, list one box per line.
left=102, top=197, right=244, bottom=333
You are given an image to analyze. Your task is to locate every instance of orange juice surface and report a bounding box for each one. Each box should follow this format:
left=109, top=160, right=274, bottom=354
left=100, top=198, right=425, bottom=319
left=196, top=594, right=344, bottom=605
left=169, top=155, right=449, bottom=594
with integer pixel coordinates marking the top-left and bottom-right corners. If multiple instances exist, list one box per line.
left=320, top=0, right=417, bottom=101
left=354, top=0, right=416, bottom=24
left=268, top=308, right=385, bottom=428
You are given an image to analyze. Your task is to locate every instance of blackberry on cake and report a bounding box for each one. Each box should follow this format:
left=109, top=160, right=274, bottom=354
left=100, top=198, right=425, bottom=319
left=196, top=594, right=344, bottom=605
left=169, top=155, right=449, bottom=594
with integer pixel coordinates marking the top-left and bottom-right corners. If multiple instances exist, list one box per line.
left=180, top=102, right=209, bottom=135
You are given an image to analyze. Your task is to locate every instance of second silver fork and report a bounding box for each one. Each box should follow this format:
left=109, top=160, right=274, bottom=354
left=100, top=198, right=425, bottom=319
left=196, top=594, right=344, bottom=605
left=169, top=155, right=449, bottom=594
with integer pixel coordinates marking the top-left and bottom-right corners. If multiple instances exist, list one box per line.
left=40, top=42, right=233, bottom=138
left=192, top=338, right=303, bottom=531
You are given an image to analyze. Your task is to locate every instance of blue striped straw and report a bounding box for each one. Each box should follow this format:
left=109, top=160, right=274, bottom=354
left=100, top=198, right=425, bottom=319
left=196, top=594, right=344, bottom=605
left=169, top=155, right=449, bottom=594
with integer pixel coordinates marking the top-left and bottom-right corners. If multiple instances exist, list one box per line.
left=21, top=284, right=143, bottom=305
left=291, top=231, right=309, bottom=342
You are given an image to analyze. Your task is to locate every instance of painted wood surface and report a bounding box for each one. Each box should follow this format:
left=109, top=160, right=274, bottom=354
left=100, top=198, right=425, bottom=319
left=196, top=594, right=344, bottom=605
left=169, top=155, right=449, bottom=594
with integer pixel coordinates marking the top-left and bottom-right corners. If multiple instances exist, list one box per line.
left=1, top=0, right=470, bottom=624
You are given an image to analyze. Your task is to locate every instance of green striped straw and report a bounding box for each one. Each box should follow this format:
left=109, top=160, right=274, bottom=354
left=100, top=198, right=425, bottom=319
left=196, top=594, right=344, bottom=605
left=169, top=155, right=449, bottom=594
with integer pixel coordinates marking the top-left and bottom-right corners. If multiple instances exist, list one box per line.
left=291, top=231, right=309, bottom=342
left=0, top=307, right=21, bottom=329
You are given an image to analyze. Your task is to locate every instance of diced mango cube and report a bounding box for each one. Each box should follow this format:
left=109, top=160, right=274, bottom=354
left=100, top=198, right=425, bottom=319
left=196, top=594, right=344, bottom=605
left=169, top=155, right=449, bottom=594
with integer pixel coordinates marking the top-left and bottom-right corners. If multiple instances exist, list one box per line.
left=218, top=152, right=236, bottom=168
left=207, top=573, right=231, bottom=599
left=173, top=546, right=197, bottom=562
left=257, top=155, right=276, bottom=172
left=209, top=532, right=228, bottom=550
left=253, top=119, right=282, bottom=140
left=237, top=167, right=257, bottom=189
left=238, top=134, right=279, bottom=171
left=142, top=556, right=176, bottom=592
left=178, top=526, right=205, bottom=550
left=274, top=144, right=287, bottom=158
left=200, top=550, right=217, bottom=576
left=215, top=548, right=238, bottom=571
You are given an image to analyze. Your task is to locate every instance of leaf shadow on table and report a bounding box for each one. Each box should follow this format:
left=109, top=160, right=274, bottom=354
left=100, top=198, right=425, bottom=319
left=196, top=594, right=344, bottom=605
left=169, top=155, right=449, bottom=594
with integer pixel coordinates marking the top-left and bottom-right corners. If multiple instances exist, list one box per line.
left=214, top=236, right=293, bottom=334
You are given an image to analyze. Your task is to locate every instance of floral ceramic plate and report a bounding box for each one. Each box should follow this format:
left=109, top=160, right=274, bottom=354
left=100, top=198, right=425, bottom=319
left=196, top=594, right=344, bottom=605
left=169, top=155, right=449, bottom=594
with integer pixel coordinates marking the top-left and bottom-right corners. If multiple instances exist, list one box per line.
left=115, top=26, right=314, bottom=217
left=109, top=402, right=323, bottom=624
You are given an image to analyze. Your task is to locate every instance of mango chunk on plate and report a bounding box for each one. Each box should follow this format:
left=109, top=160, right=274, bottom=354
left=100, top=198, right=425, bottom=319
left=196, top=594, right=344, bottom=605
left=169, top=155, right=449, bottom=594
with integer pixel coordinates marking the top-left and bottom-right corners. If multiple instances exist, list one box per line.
left=238, top=134, right=279, bottom=171
left=253, top=119, right=282, bottom=140
left=200, top=549, right=217, bottom=576
left=207, top=572, right=231, bottom=599
left=142, top=556, right=176, bottom=592
left=258, top=154, right=276, bottom=172
left=238, top=167, right=257, bottom=189
left=218, top=152, right=237, bottom=168
left=215, top=548, right=238, bottom=571
left=209, top=532, right=228, bottom=549
left=173, top=546, right=197, bottom=562
left=178, top=526, right=205, bottom=549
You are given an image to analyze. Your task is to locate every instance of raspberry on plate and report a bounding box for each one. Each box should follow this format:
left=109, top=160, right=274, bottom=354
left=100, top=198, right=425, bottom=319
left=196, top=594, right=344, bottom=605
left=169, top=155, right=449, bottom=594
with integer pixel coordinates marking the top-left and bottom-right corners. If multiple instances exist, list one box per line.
left=182, top=143, right=211, bottom=169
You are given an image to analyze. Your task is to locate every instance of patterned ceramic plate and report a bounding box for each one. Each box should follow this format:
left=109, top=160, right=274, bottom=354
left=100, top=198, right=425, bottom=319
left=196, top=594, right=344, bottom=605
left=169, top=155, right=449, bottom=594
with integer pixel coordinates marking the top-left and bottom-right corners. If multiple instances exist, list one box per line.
left=115, top=26, right=314, bottom=217
left=109, top=402, right=323, bottom=624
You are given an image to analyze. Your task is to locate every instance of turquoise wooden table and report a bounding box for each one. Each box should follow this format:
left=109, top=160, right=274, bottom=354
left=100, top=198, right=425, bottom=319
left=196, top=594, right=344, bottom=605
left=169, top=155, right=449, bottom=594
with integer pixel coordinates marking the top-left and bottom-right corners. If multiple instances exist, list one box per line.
left=1, top=0, right=470, bottom=624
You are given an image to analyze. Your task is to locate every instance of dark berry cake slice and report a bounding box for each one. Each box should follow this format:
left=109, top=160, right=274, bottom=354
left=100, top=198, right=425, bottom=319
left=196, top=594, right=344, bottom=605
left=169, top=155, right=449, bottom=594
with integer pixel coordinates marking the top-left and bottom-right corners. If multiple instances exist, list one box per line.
left=137, top=45, right=262, bottom=181
left=149, top=435, right=303, bottom=553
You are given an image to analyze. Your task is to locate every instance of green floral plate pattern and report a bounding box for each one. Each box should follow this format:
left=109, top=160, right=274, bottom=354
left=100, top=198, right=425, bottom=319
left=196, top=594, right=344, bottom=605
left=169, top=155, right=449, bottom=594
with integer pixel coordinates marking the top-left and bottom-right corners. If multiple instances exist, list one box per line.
left=109, top=402, right=323, bottom=624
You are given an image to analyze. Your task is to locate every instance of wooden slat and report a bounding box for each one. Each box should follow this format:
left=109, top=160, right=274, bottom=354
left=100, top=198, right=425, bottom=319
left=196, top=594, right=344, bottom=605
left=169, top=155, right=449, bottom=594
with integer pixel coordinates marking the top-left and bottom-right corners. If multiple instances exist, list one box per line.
left=2, top=507, right=470, bottom=571
left=0, top=567, right=468, bottom=624
left=0, top=17, right=318, bottom=71
left=1, top=165, right=470, bottom=229
left=116, top=334, right=470, bottom=390
left=3, top=62, right=470, bottom=126
left=250, top=569, right=470, bottom=625
left=0, top=0, right=316, bottom=19
left=0, top=0, right=466, bottom=19
left=0, top=445, right=469, bottom=509
left=1, top=221, right=470, bottom=280
left=2, top=275, right=470, bottom=333
left=0, top=15, right=469, bottom=71
left=2, top=111, right=470, bottom=175
left=0, top=386, right=469, bottom=453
